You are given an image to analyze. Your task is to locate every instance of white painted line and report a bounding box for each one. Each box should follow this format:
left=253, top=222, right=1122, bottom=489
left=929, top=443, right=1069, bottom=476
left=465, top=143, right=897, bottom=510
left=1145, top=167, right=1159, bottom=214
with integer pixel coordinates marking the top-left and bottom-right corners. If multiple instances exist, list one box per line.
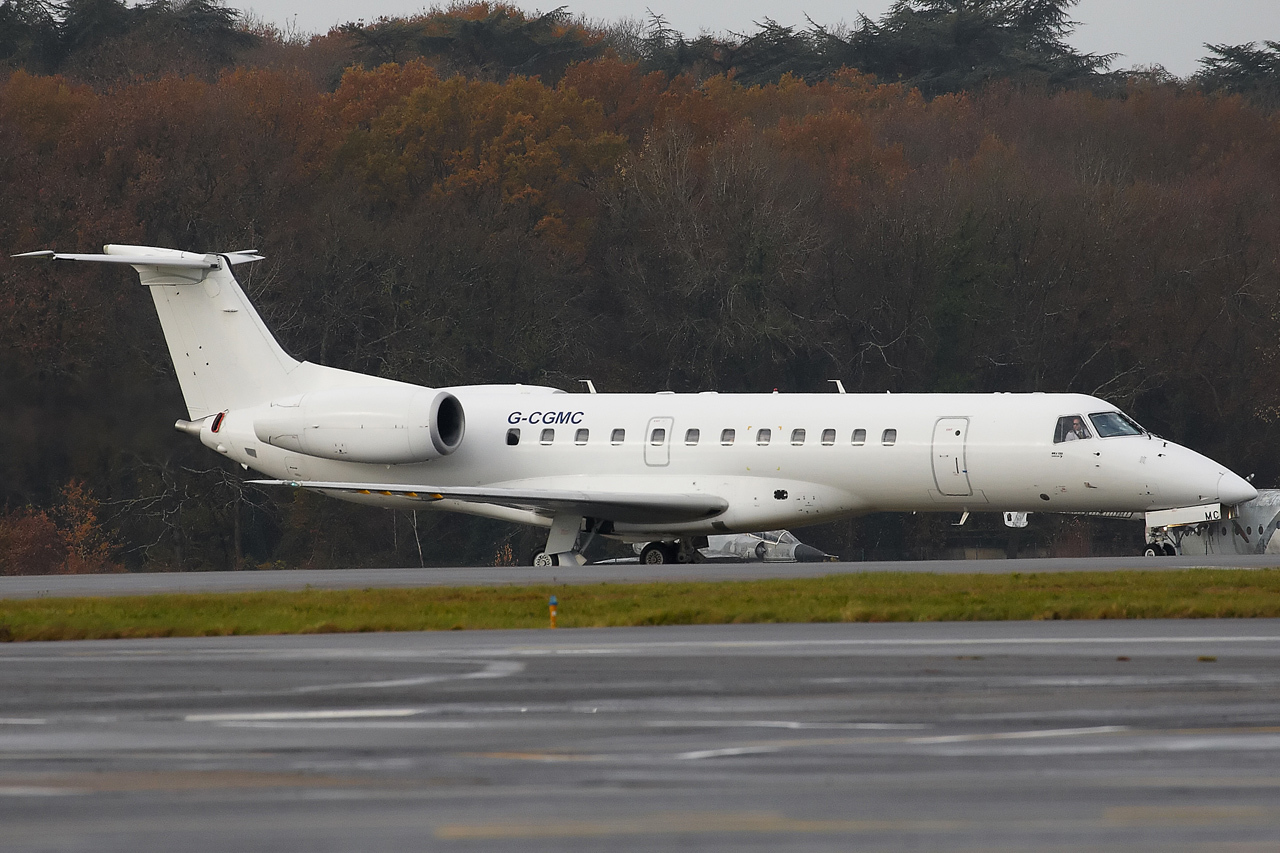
left=812, top=674, right=1280, bottom=687
left=4, top=633, right=1279, bottom=666
left=930, top=734, right=1280, bottom=757
left=287, top=659, right=524, bottom=694
left=0, top=718, right=46, bottom=725
left=906, top=726, right=1128, bottom=744
left=646, top=720, right=928, bottom=731
left=672, top=725, right=1128, bottom=761
left=485, top=635, right=1280, bottom=656
left=649, top=635, right=1280, bottom=648
left=676, top=746, right=782, bottom=760
left=214, top=720, right=483, bottom=729
left=186, top=709, right=421, bottom=722
left=0, top=787, right=79, bottom=796
left=1022, top=676, right=1266, bottom=686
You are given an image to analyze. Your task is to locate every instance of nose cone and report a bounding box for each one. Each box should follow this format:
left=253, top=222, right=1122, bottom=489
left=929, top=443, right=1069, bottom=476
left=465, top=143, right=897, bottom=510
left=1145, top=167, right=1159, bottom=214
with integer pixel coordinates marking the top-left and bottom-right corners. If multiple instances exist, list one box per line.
left=793, top=544, right=834, bottom=562
left=1218, top=471, right=1258, bottom=506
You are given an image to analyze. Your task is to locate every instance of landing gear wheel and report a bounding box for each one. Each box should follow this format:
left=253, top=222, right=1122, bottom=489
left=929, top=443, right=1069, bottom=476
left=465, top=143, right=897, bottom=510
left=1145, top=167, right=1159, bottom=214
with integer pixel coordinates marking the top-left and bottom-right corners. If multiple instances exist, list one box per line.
left=1162, top=543, right=1177, bottom=557
left=640, top=543, right=671, bottom=565
left=531, top=551, right=559, bottom=567
left=1143, top=543, right=1161, bottom=557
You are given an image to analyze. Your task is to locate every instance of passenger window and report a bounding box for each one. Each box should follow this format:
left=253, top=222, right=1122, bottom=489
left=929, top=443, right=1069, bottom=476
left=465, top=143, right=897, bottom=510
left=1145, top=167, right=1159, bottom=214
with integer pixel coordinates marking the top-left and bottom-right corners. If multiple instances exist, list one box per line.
left=650, top=427, right=666, bottom=445
left=506, top=428, right=520, bottom=446
left=852, top=428, right=866, bottom=446
left=610, top=428, right=625, bottom=445
left=685, top=428, right=700, bottom=445
left=757, top=428, right=771, bottom=446
left=721, top=428, right=736, bottom=445
left=575, top=428, right=589, bottom=445
left=540, top=428, right=554, bottom=445
left=791, top=428, right=806, bottom=445
left=1054, top=415, right=1092, bottom=443
left=882, top=429, right=897, bottom=445
left=821, top=428, right=835, bottom=446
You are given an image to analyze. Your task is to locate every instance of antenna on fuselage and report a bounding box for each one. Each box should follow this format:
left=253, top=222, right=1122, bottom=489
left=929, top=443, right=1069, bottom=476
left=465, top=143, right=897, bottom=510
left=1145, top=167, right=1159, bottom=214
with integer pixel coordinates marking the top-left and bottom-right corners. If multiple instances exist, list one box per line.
left=829, top=380, right=846, bottom=394
left=580, top=379, right=597, bottom=394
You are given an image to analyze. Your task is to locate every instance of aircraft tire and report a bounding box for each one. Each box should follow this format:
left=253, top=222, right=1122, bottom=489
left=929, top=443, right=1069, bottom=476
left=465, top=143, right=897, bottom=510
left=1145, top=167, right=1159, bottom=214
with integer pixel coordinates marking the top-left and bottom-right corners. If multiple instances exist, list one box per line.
left=1162, top=543, right=1177, bottom=557
left=1143, top=543, right=1161, bottom=557
left=640, top=543, right=668, bottom=564
left=531, top=551, right=559, bottom=567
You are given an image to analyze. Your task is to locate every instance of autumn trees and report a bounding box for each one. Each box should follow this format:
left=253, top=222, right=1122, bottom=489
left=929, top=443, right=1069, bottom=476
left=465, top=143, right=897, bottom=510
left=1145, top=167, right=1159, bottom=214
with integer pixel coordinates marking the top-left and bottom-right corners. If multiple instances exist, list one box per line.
left=2, top=3, right=1280, bottom=567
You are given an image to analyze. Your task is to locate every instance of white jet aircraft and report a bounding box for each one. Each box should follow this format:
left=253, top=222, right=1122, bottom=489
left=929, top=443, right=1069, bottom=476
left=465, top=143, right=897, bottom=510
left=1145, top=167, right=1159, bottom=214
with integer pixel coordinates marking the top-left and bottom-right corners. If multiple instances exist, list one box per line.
left=18, top=245, right=1258, bottom=565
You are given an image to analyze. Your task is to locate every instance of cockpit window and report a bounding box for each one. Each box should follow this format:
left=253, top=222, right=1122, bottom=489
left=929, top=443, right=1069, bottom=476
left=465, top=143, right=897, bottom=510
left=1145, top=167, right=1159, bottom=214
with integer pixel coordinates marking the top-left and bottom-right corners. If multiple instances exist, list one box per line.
left=1054, top=415, right=1091, bottom=443
left=1089, top=411, right=1144, bottom=438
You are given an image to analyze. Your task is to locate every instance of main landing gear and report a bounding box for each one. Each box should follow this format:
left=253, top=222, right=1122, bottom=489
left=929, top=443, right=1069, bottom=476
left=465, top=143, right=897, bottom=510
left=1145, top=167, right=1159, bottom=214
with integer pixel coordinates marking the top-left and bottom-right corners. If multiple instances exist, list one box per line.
left=526, top=511, right=710, bottom=566
left=1143, top=541, right=1177, bottom=557
left=530, top=536, right=707, bottom=566
left=529, top=512, right=597, bottom=567
left=639, top=539, right=705, bottom=564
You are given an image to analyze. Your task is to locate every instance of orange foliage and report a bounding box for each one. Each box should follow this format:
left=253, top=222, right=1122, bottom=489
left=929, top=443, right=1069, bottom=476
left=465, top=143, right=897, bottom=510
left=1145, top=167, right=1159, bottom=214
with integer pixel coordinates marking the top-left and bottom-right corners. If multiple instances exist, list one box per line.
left=0, top=509, right=64, bottom=576
left=0, top=71, right=94, bottom=153
left=774, top=110, right=908, bottom=207
left=0, top=480, right=117, bottom=574
left=55, top=479, right=115, bottom=574
left=334, top=67, right=627, bottom=258
left=327, top=59, right=438, bottom=130
left=560, top=57, right=669, bottom=144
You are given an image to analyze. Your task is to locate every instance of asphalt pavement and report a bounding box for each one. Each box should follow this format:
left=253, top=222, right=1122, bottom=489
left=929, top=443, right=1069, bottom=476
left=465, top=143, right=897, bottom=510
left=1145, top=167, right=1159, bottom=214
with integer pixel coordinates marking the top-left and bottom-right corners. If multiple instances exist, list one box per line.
left=1, top=620, right=1279, bottom=851
left=2, top=553, right=1278, bottom=599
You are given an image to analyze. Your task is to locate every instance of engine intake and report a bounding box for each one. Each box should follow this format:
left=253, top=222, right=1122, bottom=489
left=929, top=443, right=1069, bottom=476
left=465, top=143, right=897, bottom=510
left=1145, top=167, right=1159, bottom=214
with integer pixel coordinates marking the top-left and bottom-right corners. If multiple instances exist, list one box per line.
left=254, top=386, right=464, bottom=464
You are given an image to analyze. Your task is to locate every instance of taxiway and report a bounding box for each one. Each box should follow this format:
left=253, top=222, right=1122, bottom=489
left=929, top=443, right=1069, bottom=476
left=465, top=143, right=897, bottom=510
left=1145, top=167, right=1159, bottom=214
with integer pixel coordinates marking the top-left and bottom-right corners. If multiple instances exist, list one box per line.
left=1, top=554, right=1278, bottom=599
left=1, top=620, right=1279, bottom=851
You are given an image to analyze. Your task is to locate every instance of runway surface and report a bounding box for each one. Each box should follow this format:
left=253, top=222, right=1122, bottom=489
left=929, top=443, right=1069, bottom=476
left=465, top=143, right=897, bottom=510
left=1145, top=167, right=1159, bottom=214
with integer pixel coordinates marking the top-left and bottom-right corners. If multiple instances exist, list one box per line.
left=1, top=620, right=1279, bottom=851
left=2, top=554, right=1278, bottom=599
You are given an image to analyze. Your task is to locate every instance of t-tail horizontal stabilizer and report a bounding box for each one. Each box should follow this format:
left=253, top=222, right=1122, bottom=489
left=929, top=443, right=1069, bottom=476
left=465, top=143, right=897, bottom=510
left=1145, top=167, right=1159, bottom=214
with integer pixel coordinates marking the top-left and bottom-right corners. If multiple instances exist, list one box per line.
left=14, top=249, right=264, bottom=267
left=16, top=244, right=295, bottom=419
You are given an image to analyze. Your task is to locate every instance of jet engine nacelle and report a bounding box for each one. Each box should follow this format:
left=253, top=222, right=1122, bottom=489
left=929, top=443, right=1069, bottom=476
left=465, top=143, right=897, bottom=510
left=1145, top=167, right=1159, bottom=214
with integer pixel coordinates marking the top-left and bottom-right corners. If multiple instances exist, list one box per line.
left=253, top=386, right=464, bottom=464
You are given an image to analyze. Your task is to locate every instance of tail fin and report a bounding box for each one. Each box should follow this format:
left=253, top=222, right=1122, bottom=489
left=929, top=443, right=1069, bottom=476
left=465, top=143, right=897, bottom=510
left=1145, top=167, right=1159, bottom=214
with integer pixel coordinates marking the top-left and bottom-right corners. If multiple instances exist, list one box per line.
left=17, top=245, right=300, bottom=418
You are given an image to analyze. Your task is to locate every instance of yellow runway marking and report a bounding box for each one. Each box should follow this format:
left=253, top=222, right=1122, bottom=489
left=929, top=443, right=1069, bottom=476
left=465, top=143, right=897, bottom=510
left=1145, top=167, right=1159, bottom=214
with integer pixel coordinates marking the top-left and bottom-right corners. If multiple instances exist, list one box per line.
left=1105, top=805, right=1280, bottom=826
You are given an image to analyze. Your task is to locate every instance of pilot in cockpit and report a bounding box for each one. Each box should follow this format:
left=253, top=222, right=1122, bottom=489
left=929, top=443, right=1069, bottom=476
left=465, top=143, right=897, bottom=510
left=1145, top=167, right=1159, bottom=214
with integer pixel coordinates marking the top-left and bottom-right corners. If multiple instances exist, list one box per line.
left=1055, top=415, right=1091, bottom=443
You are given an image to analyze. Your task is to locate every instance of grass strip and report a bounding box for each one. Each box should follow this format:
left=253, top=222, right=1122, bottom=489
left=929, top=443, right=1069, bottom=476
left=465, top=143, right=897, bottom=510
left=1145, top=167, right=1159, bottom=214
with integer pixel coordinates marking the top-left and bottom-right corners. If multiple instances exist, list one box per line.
left=1, top=568, right=1279, bottom=642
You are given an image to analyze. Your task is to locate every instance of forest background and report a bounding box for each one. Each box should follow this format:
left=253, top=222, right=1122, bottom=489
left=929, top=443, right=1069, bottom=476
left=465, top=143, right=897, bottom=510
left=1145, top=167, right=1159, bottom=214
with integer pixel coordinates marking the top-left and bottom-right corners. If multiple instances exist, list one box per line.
left=2, top=0, right=1280, bottom=573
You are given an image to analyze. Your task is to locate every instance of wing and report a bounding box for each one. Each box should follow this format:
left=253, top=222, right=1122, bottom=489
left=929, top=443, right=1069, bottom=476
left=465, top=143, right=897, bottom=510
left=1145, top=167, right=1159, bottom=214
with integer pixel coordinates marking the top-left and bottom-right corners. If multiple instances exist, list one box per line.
left=248, top=480, right=728, bottom=525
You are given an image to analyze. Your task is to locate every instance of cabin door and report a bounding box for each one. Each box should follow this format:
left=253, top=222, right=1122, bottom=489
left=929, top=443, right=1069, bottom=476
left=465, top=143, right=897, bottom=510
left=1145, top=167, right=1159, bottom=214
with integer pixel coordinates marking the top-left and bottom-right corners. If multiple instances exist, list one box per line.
left=644, top=416, right=674, bottom=467
left=932, top=417, right=972, bottom=496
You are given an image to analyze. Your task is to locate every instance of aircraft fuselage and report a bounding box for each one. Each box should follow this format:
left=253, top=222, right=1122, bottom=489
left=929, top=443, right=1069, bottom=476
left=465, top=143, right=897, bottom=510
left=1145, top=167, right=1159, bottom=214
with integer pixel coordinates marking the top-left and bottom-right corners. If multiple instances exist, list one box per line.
left=204, top=385, right=1254, bottom=538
